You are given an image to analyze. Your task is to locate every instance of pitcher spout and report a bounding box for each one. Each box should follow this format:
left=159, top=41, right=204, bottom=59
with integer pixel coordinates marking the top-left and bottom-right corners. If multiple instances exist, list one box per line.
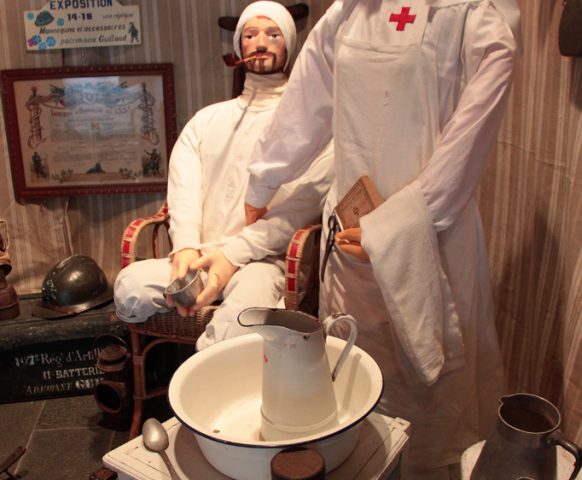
left=237, top=307, right=322, bottom=340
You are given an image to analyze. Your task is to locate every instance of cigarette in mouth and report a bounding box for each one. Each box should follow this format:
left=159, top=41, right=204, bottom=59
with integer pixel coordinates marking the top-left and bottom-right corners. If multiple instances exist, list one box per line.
left=223, top=53, right=259, bottom=68
left=235, top=56, right=258, bottom=66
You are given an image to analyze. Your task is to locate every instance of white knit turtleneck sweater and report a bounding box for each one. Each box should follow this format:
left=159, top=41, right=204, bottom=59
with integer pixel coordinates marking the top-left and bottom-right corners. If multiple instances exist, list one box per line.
left=237, top=72, right=287, bottom=110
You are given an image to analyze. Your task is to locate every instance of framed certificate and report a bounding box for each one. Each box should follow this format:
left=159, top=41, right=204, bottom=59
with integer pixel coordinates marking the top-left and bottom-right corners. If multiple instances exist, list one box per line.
left=1, top=63, right=176, bottom=198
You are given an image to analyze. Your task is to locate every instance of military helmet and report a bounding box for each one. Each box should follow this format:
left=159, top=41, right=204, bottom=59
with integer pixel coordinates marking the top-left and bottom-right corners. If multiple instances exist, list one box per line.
left=32, top=255, right=113, bottom=319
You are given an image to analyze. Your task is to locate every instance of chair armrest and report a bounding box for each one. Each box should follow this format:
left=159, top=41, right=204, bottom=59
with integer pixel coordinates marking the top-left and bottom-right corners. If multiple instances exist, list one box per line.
left=284, top=224, right=322, bottom=314
left=121, top=202, right=172, bottom=268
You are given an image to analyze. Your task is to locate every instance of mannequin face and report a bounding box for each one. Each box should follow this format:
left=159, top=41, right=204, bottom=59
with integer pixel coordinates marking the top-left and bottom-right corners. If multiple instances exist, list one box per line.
left=241, top=16, right=287, bottom=74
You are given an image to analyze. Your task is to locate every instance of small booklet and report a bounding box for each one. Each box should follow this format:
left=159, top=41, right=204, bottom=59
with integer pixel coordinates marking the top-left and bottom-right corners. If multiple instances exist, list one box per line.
left=334, top=176, right=383, bottom=230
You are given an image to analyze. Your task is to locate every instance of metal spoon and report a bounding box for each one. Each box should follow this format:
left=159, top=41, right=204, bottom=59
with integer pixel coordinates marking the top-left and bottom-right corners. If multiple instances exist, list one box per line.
left=142, top=418, right=181, bottom=480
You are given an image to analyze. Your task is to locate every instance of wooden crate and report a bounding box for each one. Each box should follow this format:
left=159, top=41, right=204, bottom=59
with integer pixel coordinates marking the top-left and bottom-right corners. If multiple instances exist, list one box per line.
left=0, top=293, right=126, bottom=403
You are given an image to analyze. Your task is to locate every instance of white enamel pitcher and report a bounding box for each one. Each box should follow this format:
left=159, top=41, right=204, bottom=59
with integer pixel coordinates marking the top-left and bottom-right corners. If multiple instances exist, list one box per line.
left=237, top=307, right=358, bottom=441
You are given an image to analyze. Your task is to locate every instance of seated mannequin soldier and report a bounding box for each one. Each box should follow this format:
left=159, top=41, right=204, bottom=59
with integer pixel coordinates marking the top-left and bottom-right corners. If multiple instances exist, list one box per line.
left=114, top=1, right=333, bottom=351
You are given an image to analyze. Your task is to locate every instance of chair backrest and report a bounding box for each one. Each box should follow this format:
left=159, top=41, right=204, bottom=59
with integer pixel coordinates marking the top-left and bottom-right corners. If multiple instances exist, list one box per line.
left=120, top=201, right=171, bottom=269
left=284, top=224, right=321, bottom=315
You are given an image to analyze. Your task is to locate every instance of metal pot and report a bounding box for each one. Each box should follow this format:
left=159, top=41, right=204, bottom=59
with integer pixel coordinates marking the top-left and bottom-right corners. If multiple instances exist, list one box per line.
left=471, top=393, right=582, bottom=480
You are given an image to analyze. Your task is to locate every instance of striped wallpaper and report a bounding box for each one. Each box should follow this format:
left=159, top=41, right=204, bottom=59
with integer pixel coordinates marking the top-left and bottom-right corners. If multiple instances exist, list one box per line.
left=476, top=0, right=582, bottom=445
left=0, top=0, right=580, bottom=445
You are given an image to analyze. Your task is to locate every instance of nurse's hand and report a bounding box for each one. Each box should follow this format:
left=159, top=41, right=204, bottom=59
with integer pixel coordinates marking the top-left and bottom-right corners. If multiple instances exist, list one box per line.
left=189, top=250, right=239, bottom=311
left=244, top=202, right=267, bottom=225
left=335, top=228, right=370, bottom=262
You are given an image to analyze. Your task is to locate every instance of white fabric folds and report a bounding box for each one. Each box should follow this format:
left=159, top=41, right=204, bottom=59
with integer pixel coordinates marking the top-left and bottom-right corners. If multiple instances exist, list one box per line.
left=360, top=180, right=466, bottom=385
left=427, top=0, right=522, bottom=51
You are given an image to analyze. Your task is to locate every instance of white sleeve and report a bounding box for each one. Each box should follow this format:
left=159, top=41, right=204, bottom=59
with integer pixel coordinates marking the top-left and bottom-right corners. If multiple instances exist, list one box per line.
left=419, top=2, right=517, bottom=231
left=245, top=2, right=345, bottom=208
left=223, top=142, right=334, bottom=267
left=167, top=115, right=204, bottom=254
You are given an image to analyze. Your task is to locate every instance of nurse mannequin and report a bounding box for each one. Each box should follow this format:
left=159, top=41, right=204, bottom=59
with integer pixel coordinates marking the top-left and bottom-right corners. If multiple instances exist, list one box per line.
left=114, top=1, right=333, bottom=351
left=242, top=0, right=521, bottom=478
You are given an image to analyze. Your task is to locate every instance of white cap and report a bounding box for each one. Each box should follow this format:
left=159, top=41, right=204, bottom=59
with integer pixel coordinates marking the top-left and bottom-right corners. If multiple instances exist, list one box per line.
left=233, top=1, right=297, bottom=69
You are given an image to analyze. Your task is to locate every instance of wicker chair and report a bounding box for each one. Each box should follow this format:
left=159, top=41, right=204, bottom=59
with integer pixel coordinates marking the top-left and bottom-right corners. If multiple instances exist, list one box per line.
left=119, top=201, right=321, bottom=438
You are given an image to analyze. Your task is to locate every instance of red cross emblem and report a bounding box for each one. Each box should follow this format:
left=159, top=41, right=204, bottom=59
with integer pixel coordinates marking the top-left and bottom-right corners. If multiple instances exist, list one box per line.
left=389, top=6, right=416, bottom=31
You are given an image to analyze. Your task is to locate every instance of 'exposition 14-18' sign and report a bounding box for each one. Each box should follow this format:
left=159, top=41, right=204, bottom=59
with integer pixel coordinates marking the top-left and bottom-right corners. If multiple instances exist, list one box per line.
left=24, top=0, right=141, bottom=51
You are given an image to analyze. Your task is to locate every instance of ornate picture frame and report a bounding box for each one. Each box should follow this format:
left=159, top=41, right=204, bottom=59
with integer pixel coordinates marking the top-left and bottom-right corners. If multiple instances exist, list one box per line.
left=1, top=63, right=176, bottom=198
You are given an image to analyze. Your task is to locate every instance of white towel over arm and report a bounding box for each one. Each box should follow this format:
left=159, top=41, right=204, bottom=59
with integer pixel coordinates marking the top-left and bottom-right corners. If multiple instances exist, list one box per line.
left=360, top=180, right=465, bottom=385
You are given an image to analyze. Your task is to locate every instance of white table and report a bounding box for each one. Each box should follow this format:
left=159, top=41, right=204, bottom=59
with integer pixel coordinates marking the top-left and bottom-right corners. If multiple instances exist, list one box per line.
left=103, top=413, right=410, bottom=480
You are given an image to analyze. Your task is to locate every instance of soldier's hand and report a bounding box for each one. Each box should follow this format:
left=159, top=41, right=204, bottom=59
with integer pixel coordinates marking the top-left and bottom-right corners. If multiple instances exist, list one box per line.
left=244, top=202, right=267, bottom=225
left=189, top=250, right=238, bottom=311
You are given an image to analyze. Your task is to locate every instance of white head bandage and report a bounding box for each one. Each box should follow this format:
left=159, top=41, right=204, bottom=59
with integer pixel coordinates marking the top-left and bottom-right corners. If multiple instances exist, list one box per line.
left=233, top=1, right=297, bottom=69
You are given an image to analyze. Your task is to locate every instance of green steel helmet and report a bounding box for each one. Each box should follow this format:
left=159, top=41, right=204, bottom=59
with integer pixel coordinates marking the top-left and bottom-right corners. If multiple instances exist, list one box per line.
left=32, top=255, right=113, bottom=319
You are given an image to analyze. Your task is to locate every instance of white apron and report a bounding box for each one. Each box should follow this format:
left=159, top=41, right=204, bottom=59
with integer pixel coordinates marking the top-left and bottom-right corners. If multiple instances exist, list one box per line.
left=320, top=0, right=504, bottom=471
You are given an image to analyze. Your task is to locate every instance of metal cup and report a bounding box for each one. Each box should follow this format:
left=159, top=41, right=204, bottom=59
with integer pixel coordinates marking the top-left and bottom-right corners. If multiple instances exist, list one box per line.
left=163, top=270, right=203, bottom=308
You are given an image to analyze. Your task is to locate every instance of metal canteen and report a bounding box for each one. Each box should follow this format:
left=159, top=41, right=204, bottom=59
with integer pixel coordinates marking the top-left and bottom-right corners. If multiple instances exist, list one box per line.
left=471, top=393, right=582, bottom=480
left=163, top=269, right=203, bottom=308
left=237, top=308, right=358, bottom=441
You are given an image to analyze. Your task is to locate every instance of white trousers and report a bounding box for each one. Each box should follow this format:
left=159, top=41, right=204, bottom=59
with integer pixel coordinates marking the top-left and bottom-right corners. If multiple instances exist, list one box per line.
left=114, top=257, right=285, bottom=351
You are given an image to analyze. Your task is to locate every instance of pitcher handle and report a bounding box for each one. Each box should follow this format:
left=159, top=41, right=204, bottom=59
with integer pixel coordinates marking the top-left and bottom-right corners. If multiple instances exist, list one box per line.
left=322, top=313, right=358, bottom=381
left=547, top=429, right=582, bottom=480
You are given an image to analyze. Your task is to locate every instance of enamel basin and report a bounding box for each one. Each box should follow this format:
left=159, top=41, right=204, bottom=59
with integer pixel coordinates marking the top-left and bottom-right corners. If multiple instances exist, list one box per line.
left=168, top=333, right=383, bottom=480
